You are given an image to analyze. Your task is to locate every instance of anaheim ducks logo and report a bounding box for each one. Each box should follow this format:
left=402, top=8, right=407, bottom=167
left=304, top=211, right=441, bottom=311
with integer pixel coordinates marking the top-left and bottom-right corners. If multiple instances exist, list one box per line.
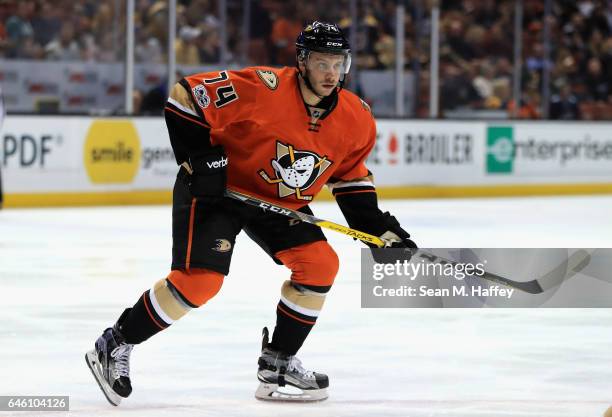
left=255, top=69, right=278, bottom=90
left=258, top=141, right=332, bottom=200
left=212, top=239, right=232, bottom=253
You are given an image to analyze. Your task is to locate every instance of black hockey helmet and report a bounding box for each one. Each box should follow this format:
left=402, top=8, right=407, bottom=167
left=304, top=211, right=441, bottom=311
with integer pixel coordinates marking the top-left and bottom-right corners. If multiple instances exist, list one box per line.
left=297, top=21, right=350, bottom=54
left=295, top=21, right=352, bottom=93
left=296, top=21, right=351, bottom=73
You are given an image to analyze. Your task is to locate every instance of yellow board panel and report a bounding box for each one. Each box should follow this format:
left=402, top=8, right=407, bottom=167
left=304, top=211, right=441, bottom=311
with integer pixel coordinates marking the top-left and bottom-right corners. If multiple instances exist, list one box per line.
left=318, top=183, right=612, bottom=200
left=4, top=183, right=612, bottom=208
left=4, top=191, right=173, bottom=208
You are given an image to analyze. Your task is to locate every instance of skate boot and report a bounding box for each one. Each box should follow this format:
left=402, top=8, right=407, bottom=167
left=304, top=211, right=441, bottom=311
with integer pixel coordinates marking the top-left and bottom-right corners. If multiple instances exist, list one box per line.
left=255, top=327, right=329, bottom=402
left=85, top=316, right=134, bottom=406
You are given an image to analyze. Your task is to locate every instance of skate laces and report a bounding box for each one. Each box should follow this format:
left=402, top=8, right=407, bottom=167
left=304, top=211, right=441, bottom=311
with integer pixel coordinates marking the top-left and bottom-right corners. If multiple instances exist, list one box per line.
left=110, top=343, right=133, bottom=378
left=287, top=356, right=315, bottom=380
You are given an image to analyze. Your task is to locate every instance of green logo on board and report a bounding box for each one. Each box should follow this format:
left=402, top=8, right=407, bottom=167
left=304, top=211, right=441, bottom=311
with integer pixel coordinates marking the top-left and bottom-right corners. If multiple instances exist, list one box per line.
left=487, top=126, right=514, bottom=174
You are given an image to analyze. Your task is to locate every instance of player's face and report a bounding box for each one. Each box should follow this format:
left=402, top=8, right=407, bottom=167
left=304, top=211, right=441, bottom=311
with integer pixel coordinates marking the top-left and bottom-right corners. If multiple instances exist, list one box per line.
left=305, top=52, right=345, bottom=96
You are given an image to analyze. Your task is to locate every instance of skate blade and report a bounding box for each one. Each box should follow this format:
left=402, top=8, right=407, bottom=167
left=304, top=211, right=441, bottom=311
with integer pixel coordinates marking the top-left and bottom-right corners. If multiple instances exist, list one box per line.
left=255, top=382, right=328, bottom=402
left=85, top=350, right=122, bottom=406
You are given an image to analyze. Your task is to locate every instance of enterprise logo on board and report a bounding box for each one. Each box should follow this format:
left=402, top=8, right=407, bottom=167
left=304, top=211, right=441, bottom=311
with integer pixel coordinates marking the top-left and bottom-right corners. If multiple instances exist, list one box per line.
left=486, top=126, right=514, bottom=174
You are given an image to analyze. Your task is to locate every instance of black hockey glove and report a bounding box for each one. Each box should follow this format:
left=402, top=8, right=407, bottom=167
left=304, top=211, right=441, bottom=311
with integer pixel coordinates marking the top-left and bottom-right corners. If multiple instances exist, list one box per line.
left=370, top=212, right=418, bottom=264
left=183, top=145, right=227, bottom=201
left=378, top=212, right=417, bottom=249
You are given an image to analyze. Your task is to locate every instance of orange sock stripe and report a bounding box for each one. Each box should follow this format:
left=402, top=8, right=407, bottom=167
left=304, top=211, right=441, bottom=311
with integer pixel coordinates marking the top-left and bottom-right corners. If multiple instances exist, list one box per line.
left=277, top=304, right=316, bottom=325
left=333, top=189, right=376, bottom=196
left=142, top=292, right=167, bottom=330
left=185, top=198, right=197, bottom=270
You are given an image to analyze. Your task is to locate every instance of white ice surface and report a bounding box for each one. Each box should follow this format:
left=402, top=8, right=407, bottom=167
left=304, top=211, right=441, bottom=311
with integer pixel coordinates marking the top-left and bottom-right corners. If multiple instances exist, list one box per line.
left=1, top=195, right=612, bottom=417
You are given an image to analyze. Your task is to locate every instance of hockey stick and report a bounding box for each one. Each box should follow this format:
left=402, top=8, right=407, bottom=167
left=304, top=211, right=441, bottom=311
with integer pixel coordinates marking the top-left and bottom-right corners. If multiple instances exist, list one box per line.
left=225, top=189, right=554, bottom=294
left=227, top=189, right=386, bottom=246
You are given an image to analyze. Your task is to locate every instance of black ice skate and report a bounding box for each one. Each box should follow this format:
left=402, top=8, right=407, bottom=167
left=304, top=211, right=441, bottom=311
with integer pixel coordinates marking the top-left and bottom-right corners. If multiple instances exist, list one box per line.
left=85, top=325, right=134, bottom=406
left=255, top=327, right=329, bottom=402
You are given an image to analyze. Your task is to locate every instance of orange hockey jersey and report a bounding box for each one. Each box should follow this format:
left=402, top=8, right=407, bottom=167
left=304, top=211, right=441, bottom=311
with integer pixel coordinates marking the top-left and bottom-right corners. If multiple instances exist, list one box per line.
left=165, top=66, right=376, bottom=210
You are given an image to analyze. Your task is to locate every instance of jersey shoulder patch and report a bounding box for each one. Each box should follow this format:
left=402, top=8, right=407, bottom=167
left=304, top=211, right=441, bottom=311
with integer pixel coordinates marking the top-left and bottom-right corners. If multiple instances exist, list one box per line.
left=192, top=83, right=211, bottom=109
left=359, top=98, right=372, bottom=113
left=255, top=69, right=279, bottom=90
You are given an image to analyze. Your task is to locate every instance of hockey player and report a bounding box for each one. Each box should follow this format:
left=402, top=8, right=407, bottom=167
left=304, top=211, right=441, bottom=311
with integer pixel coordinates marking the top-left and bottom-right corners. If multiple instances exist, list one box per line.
left=86, top=21, right=416, bottom=405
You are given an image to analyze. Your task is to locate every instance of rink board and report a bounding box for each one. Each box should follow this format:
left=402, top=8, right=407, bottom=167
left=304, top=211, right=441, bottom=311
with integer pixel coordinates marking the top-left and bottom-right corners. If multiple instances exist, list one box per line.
left=1, top=116, right=612, bottom=207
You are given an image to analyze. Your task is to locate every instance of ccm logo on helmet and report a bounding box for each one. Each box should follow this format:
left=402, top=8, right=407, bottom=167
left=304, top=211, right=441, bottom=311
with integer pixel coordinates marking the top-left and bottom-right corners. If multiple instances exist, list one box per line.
left=326, top=41, right=342, bottom=46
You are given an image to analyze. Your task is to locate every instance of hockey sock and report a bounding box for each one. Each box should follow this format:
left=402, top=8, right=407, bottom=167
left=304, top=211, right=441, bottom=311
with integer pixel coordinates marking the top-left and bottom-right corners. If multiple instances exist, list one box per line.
left=117, top=270, right=224, bottom=344
left=117, top=278, right=193, bottom=344
left=271, top=281, right=330, bottom=355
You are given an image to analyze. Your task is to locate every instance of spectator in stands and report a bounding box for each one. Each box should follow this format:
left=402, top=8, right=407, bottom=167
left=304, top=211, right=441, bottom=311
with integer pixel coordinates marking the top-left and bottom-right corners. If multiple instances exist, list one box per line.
left=549, top=83, right=581, bottom=119
left=494, top=57, right=513, bottom=79
left=471, top=0, right=502, bottom=29
left=472, top=61, right=496, bottom=103
left=0, top=20, right=7, bottom=57
left=184, top=0, right=218, bottom=29
left=175, top=26, right=201, bottom=65
left=91, top=1, right=114, bottom=42
left=443, top=17, right=476, bottom=61
left=463, top=25, right=487, bottom=60
left=508, top=89, right=541, bottom=119
left=45, top=21, right=80, bottom=61
left=554, top=47, right=579, bottom=85
left=339, top=5, right=381, bottom=69
left=584, top=57, right=609, bottom=102
left=373, top=29, right=395, bottom=69
left=440, top=62, right=481, bottom=110
left=601, top=36, right=612, bottom=81
left=585, top=2, right=611, bottom=37
left=199, top=25, right=220, bottom=64
left=5, top=0, right=35, bottom=58
left=31, top=0, right=61, bottom=47
left=483, top=22, right=513, bottom=58
left=525, top=42, right=546, bottom=72
left=586, top=28, right=606, bottom=58
left=95, top=32, right=117, bottom=62
left=143, top=1, right=169, bottom=55
left=16, top=32, right=44, bottom=59
left=135, top=28, right=164, bottom=63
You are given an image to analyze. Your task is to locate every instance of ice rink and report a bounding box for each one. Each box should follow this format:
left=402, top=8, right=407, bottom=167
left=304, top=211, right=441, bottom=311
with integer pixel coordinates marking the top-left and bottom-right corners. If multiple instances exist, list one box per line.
left=2, top=195, right=612, bottom=417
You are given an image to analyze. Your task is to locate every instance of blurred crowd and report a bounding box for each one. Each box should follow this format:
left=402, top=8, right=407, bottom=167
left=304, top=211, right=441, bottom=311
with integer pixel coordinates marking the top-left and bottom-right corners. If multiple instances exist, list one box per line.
left=0, top=0, right=611, bottom=119
left=434, top=0, right=612, bottom=120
